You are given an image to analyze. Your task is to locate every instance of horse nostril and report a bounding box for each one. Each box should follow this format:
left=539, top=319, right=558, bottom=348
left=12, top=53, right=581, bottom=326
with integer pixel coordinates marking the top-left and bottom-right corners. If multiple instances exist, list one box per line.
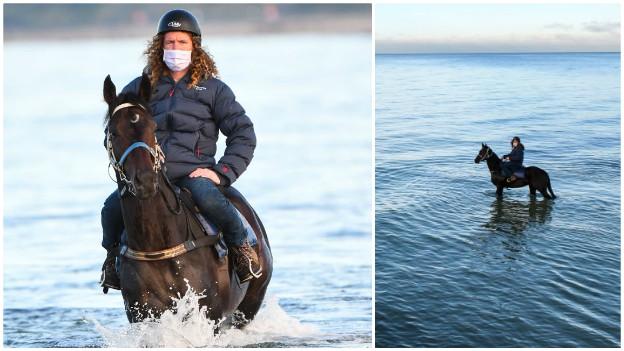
left=135, top=171, right=156, bottom=188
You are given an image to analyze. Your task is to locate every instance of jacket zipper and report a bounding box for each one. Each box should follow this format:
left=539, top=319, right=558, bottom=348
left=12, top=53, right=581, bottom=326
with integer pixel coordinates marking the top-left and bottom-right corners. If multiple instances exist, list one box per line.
left=195, top=131, right=201, bottom=158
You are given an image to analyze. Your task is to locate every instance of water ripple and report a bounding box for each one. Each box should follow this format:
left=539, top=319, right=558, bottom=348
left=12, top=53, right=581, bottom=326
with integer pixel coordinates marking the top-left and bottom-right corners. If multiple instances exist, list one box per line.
left=376, top=53, right=620, bottom=347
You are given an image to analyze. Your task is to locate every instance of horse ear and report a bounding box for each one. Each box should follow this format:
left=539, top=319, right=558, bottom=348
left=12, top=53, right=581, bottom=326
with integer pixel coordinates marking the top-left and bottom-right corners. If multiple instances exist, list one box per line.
left=481, top=142, right=485, bottom=147
left=138, top=72, right=151, bottom=103
left=103, top=75, right=116, bottom=106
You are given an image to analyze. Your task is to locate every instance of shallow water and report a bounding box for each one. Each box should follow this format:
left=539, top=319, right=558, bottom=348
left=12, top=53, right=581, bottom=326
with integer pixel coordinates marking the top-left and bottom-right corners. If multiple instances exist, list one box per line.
left=3, top=34, right=372, bottom=347
left=375, top=53, right=620, bottom=347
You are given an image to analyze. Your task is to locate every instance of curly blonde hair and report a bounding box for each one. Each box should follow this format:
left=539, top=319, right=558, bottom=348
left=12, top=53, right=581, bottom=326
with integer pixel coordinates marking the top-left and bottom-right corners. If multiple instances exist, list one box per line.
left=143, top=33, right=219, bottom=89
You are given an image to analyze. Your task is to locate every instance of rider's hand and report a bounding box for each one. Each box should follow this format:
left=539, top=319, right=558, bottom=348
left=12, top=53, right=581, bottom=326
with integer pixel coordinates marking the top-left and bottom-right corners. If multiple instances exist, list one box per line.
left=189, top=168, right=221, bottom=184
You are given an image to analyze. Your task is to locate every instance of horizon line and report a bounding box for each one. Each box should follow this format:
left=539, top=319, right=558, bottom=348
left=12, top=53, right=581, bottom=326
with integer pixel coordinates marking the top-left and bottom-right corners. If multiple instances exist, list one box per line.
left=375, top=51, right=621, bottom=55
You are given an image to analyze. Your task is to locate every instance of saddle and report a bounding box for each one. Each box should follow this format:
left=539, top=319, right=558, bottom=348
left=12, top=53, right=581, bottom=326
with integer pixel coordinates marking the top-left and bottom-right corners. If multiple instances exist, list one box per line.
left=117, top=184, right=258, bottom=262
left=512, top=167, right=526, bottom=179
left=176, top=186, right=258, bottom=258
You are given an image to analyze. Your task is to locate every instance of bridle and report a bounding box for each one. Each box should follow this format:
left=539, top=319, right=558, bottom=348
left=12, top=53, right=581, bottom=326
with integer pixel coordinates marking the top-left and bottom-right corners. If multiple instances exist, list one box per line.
left=478, top=147, right=492, bottom=162
left=106, top=102, right=206, bottom=262
left=106, top=102, right=165, bottom=197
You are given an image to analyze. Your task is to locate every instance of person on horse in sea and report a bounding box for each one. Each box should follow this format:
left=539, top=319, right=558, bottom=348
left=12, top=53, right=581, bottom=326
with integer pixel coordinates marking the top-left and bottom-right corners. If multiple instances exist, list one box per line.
left=100, top=9, right=262, bottom=292
left=501, top=136, right=524, bottom=183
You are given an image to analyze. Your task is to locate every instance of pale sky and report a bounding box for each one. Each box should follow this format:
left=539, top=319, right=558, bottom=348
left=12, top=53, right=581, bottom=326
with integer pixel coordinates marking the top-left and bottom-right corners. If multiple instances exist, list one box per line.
left=376, top=4, right=620, bottom=53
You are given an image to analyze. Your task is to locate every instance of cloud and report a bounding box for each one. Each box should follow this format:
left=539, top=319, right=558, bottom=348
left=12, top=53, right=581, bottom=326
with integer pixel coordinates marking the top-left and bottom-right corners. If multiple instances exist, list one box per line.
left=376, top=33, right=621, bottom=53
left=582, top=21, right=620, bottom=33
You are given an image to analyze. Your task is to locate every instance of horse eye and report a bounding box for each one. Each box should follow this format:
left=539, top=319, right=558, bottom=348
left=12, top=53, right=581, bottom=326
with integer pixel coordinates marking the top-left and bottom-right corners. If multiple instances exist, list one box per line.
left=130, top=114, right=140, bottom=124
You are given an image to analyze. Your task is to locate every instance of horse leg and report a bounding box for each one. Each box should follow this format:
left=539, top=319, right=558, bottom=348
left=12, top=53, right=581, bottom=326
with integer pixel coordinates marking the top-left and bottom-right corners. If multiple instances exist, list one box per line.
left=234, top=227, right=272, bottom=326
left=235, top=277, right=271, bottom=326
left=529, top=185, right=536, bottom=197
left=496, top=185, right=504, bottom=198
left=539, top=188, right=552, bottom=199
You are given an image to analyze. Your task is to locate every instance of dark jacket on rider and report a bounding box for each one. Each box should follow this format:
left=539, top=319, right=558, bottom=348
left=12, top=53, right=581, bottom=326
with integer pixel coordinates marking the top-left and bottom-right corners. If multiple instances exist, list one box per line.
left=119, top=71, right=256, bottom=185
left=503, top=143, right=524, bottom=170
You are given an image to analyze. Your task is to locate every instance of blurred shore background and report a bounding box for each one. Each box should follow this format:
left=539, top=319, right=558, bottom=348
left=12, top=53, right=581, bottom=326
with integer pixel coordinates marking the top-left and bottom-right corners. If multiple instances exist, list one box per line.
left=4, top=3, right=372, bottom=347
left=4, top=3, right=371, bottom=41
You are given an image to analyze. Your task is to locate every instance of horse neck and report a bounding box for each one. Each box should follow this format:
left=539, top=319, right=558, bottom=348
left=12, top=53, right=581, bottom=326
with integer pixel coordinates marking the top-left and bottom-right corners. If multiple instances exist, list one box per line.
left=120, top=173, right=186, bottom=251
left=486, top=151, right=501, bottom=172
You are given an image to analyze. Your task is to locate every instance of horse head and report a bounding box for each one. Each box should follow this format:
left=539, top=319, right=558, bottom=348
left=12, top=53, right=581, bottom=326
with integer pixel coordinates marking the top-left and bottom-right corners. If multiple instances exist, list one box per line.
left=103, top=73, right=161, bottom=199
left=475, top=143, right=492, bottom=164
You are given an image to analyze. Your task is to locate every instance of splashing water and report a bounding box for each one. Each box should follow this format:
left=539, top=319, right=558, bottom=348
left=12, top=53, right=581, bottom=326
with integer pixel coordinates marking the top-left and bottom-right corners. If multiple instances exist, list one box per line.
left=92, top=282, right=318, bottom=347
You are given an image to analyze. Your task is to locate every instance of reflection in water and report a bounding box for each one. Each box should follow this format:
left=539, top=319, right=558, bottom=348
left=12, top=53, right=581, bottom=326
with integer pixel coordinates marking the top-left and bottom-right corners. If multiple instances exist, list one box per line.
left=479, top=199, right=554, bottom=261
left=484, top=198, right=554, bottom=235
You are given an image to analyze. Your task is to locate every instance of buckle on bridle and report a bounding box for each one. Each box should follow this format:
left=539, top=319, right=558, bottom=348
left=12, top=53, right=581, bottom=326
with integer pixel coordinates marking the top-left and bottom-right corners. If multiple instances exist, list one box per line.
left=106, top=102, right=164, bottom=196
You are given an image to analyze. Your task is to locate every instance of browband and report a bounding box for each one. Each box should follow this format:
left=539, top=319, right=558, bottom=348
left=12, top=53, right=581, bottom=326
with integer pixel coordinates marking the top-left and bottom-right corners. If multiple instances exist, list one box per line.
left=111, top=102, right=145, bottom=117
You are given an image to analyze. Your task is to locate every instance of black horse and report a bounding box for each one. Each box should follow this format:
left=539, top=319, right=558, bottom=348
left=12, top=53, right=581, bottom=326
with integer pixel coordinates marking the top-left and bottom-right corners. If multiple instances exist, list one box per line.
left=102, top=73, right=272, bottom=326
left=474, top=143, right=556, bottom=199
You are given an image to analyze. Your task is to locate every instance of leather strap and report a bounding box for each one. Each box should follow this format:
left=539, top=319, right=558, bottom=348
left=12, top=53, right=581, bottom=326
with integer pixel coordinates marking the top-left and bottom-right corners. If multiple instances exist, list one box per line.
left=117, top=233, right=221, bottom=261
left=111, top=102, right=145, bottom=117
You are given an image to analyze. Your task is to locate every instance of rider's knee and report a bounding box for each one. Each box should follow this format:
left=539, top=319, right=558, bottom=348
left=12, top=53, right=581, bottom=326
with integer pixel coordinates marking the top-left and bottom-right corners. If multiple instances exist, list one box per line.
left=102, top=191, right=121, bottom=218
left=188, top=180, right=227, bottom=212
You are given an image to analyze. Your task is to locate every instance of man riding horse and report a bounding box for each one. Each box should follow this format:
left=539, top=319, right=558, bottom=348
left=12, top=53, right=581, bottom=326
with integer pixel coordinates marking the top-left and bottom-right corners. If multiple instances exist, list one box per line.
left=100, top=9, right=262, bottom=292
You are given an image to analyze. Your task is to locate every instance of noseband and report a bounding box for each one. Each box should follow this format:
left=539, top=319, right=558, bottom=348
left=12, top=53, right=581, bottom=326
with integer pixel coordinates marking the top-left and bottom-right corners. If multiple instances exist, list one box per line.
left=106, top=102, right=165, bottom=197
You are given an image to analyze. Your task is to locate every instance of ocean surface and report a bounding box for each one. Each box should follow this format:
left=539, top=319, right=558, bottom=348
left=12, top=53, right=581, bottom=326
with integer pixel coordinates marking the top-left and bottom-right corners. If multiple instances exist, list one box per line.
left=375, top=53, right=620, bottom=347
left=3, top=34, right=372, bottom=347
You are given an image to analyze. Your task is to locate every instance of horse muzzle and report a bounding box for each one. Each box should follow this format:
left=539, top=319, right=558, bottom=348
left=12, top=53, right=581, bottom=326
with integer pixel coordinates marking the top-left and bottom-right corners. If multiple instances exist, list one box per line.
left=133, top=172, right=159, bottom=199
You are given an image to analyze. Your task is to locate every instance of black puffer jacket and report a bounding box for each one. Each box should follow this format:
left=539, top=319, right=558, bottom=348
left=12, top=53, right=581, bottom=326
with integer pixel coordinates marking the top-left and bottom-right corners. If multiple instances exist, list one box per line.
left=120, top=72, right=256, bottom=185
left=503, top=144, right=524, bottom=169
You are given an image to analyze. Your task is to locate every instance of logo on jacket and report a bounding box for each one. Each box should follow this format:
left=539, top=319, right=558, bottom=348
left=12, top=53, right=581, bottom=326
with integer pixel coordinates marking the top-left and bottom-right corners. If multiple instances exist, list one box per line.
left=168, top=21, right=182, bottom=28
left=193, top=85, right=206, bottom=91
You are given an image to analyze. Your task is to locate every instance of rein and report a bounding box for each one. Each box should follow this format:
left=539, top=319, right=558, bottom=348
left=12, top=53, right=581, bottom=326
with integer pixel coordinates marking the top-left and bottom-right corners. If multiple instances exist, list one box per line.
left=106, top=102, right=165, bottom=197
left=481, top=148, right=502, bottom=177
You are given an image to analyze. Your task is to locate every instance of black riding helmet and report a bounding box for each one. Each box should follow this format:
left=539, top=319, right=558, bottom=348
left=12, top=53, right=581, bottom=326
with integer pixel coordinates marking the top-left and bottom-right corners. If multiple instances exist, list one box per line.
left=511, top=136, right=521, bottom=146
left=157, top=9, right=201, bottom=37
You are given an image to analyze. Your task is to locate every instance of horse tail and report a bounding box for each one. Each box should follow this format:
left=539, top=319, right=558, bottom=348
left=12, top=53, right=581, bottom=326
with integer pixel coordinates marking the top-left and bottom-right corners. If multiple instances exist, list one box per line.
left=546, top=173, right=556, bottom=199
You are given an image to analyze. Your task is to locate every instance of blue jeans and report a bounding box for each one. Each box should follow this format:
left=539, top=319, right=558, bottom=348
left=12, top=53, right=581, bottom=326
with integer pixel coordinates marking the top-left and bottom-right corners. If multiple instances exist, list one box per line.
left=501, top=163, right=522, bottom=177
left=101, top=176, right=247, bottom=250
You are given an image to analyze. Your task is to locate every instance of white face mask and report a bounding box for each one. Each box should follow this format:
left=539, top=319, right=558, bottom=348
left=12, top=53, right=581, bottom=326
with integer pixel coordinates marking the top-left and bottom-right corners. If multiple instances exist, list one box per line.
left=163, top=49, right=192, bottom=72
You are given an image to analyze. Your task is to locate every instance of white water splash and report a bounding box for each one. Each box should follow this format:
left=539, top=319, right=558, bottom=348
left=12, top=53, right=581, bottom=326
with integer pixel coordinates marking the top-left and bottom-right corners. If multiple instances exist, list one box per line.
left=92, top=283, right=318, bottom=347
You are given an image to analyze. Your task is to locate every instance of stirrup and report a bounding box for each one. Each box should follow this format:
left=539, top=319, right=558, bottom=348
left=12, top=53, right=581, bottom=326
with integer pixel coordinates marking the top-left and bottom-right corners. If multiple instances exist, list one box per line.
left=247, top=258, right=263, bottom=279
left=100, top=251, right=121, bottom=293
left=100, top=269, right=120, bottom=293
left=237, top=255, right=263, bottom=283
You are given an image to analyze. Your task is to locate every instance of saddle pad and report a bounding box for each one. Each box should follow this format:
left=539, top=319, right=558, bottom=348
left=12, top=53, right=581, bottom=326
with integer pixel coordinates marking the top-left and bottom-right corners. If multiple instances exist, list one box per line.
left=192, top=206, right=257, bottom=258
left=117, top=188, right=257, bottom=265
left=177, top=187, right=257, bottom=258
left=513, top=168, right=526, bottom=179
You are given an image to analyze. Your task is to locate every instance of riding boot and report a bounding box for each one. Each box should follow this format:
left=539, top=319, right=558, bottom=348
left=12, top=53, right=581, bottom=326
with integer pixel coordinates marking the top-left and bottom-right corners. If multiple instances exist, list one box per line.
left=100, top=248, right=121, bottom=293
left=230, top=240, right=263, bottom=283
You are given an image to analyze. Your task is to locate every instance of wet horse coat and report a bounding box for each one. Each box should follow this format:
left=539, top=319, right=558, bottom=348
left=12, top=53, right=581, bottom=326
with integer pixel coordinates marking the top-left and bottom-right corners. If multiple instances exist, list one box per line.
left=103, top=73, right=272, bottom=324
left=474, top=143, right=556, bottom=199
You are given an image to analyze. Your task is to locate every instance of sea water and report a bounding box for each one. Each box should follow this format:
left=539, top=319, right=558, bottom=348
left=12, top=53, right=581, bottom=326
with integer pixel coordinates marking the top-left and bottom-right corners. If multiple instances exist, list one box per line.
left=375, top=53, right=620, bottom=347
left=3, top=34, right=372, bottom=347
